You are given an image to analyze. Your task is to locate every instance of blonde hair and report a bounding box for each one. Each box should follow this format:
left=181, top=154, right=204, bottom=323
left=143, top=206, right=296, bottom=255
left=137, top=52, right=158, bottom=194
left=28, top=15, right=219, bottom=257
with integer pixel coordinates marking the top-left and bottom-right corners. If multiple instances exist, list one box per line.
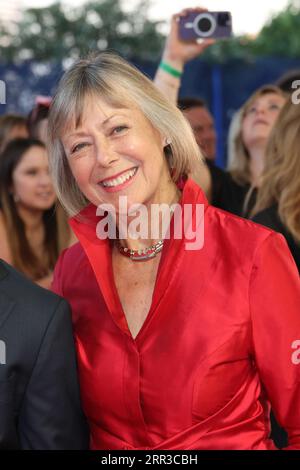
left=47, top=52, right=203, bottom=216
left=251, top=100, right=300, bottom=243
left=227, top=85, right=287, bottom=186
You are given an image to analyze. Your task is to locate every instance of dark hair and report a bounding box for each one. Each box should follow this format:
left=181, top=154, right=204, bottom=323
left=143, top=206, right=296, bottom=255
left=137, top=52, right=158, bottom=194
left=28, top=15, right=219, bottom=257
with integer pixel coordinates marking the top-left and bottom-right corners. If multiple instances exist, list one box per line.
left=177, top=97, right=207, bottom=111
left=27, top=103, right=49, bottom=139
left=0, top=114, right=27, bottom=154
left=275, top=69, right=300, bottom=93
left=0, top=138, right=59, bottom=280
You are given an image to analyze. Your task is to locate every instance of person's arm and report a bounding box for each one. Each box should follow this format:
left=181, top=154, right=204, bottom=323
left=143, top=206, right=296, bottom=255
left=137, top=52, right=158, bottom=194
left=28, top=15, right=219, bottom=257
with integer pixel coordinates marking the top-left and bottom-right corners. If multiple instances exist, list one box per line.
left=249, top=232, right=300, bottom=449
left=154, top=8, right=215, bottom=200
left=18, top=297, right=89, bottom=449
left=154, top=8, right=215, bottom=105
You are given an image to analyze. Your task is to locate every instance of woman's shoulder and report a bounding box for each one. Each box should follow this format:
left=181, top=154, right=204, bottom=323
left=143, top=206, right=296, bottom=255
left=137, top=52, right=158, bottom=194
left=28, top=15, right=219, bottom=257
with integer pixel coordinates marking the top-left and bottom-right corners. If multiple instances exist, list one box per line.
left=52, top=241, right=88, bottom=282
left=57, top=240, right=86, bottom=268
left=208, top=202, right=275, bottom=236
left=206, top=204, right=297, bottom=279
left=52, top=240, right=94, bottom=298
left=252, top=205, right=300, bottom=272
left=251, top=205, right=295, bottom=249
left=207, top=203, right=279, bottom=255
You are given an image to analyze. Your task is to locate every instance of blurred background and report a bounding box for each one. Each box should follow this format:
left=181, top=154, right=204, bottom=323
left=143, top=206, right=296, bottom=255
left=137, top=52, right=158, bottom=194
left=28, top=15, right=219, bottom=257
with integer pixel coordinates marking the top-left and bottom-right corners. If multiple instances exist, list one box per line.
left=1, top=0, right=300, bottom=167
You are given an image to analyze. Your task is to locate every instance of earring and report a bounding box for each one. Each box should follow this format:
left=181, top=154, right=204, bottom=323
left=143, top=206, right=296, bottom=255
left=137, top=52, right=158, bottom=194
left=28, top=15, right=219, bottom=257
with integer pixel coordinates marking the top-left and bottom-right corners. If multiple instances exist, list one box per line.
left=165, top=137, right=172, bottom=146
left=13, top=193, right=20, bottom=203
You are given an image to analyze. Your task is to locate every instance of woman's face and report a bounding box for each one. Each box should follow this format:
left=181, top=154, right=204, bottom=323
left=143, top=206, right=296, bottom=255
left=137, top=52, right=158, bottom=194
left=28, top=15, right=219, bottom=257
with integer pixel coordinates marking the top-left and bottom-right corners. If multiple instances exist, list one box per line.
left=242, top=92, right=286, bottom=151
left=11, top=145, right=56, bottom=212
left=62, top=96, right=173, bottom=214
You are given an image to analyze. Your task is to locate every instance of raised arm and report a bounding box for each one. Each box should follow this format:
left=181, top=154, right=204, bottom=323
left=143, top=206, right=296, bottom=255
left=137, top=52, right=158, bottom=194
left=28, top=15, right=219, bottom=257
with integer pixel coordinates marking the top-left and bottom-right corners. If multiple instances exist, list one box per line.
left=153, top=8, right=215, bottom=199
left=154, top=8, right=215, bottom=105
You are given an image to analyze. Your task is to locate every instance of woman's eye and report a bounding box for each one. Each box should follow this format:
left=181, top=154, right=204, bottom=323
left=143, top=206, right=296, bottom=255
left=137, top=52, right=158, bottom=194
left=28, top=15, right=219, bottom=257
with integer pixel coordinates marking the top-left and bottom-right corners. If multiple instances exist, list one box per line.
left=71, top=142, right=88, bottom=154
left=112, top=126, right=128, bottom=135
left=270, top=104, right=280, bottom=110
left=26, top=170, right=38, bottom=175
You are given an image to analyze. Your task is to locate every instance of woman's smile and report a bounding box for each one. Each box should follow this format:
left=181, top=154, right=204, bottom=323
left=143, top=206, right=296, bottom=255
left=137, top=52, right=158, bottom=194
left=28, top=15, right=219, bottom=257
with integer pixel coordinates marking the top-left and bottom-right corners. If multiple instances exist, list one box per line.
left=98, top=166, right=138, bottom=192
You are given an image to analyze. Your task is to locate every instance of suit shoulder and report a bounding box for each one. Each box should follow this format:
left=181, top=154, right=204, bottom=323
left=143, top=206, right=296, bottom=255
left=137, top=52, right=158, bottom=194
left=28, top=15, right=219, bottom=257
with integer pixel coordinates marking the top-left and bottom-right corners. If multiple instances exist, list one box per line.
left=0, top=260, right=66, bottom=313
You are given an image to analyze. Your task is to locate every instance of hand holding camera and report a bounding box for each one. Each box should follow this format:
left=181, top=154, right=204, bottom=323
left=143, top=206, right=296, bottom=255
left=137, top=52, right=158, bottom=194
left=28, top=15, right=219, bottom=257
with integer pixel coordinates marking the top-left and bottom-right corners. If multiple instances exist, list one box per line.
left=178, top=11, right=232, bottom=40
left=161, top=8, right=217, bottom=69
left=154, top=7, right=229, bottom=105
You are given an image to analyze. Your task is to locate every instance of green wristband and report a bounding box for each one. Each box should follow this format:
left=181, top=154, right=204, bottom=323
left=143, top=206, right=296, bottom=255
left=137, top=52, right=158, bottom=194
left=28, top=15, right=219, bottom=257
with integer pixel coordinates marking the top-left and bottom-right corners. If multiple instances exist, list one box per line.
left=159, top=61, right=182, bottom=78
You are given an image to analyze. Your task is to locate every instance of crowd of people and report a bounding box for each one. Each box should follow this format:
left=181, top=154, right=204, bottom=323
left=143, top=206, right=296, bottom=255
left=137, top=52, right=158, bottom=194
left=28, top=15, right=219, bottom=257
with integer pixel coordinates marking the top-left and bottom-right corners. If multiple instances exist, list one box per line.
left=0, top=6, right=299, bottom=451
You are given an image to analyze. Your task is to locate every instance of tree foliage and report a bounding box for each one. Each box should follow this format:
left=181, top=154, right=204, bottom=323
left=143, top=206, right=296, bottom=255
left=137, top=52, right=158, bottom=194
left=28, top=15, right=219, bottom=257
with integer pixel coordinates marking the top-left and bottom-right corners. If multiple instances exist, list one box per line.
left=0, top=0, right=165, bottom=62
left=1, top=0, right=300, bottom=64
left=203, top=0, right=300, bottom=62
left=251, top=0, right=300, bottom=57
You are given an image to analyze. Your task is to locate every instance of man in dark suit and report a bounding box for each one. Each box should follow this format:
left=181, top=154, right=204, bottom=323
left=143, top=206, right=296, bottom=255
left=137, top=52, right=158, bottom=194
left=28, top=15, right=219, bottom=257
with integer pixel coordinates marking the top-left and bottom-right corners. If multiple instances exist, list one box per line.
left=0, top=260, right=89, bottom=449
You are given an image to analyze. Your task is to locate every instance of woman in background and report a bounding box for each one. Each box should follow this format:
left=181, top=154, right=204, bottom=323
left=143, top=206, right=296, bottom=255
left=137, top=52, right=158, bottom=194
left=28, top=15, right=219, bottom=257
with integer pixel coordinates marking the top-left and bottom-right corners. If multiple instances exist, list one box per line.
left=225, top=85, right=287, bottom=216
left=154, top=9, right=287, bottom=216
left=0, top=138, right=71, bottom=289
left=252, top=99, right=300, bottom=272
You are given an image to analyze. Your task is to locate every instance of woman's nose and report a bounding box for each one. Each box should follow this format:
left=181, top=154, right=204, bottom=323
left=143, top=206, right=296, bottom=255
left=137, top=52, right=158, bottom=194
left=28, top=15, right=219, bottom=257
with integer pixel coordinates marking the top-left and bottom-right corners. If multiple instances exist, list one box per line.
left=39, top=172, right=53, bottom=186
left=95, top=137, right=118, bottom=167
left=255, top=106, right=266, bottom=116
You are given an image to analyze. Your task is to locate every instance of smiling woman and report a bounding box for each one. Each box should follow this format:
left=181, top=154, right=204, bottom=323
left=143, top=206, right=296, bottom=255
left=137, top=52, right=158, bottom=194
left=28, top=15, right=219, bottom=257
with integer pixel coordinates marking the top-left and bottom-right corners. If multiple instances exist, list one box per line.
left=48, top=53, right=201, bottom=218
left=0, top=138, right=72, bottom=288
left=60, top=96, right=181, bottom=219
left=49, top=51, right=300, bottom=450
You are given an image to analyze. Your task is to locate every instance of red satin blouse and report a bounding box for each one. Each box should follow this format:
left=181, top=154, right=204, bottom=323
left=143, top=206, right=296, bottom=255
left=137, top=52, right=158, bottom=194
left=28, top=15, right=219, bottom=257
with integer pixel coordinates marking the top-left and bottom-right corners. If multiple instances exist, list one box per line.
left=52, top=179, right=300, bottom=450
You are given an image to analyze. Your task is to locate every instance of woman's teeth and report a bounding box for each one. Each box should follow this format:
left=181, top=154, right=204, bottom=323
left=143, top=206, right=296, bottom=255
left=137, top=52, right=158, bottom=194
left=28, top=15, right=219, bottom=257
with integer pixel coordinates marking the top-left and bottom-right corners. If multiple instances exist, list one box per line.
left=101, top=167, right=137, bottom=187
